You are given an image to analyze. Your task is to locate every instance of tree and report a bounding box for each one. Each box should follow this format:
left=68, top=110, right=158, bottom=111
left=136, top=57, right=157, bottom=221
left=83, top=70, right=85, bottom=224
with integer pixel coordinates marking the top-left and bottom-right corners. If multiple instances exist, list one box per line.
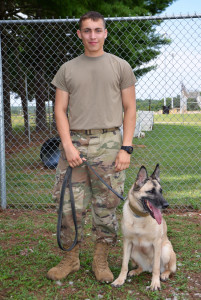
left=1, top=0, right=176, bottom=136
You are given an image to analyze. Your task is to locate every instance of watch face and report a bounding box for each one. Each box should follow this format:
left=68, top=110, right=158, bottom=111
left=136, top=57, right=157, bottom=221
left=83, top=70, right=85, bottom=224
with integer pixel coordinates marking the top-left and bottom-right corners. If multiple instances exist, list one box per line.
left=127, top=146, right=133, bottom=154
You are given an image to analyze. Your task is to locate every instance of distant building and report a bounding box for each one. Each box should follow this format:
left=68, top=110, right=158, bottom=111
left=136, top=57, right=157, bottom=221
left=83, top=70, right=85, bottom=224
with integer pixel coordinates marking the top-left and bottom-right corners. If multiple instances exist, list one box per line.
left=180, top=83, right=200, bottom=113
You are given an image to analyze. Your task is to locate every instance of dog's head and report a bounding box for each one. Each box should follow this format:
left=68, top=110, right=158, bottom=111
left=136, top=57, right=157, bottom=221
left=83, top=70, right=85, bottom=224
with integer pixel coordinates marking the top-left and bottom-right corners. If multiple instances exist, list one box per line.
left=129, top=164, right=169, bottom=224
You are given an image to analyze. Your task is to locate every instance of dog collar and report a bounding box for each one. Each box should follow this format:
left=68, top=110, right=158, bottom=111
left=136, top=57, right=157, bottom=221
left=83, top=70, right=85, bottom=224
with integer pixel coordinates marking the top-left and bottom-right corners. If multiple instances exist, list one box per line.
left=129, top=203, right=149, bottom=218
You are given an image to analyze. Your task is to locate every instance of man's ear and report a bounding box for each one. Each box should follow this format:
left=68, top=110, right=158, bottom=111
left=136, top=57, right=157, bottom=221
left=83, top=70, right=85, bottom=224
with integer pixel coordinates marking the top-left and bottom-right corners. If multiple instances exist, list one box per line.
left=104, top=29, right=108, bottom=39
left=77, top=30, right=82, bottom=39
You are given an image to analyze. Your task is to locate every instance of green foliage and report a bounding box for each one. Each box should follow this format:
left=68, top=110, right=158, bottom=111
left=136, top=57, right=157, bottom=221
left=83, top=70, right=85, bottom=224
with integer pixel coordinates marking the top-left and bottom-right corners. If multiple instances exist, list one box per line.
left=104, top=18, right=168, bottom=77
left=0, top=0, right=176, bottom=19
left=136, top=95, right=201, bottom=112
left=136, top=99, right=163, bottom=111
left=188, top=98, right=201, bottom=111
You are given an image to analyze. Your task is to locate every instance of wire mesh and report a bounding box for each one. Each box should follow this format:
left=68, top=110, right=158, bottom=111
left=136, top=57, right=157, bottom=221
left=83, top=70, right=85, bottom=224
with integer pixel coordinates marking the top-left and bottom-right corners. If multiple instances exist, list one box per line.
left=0, top=14, right=201, bottom=210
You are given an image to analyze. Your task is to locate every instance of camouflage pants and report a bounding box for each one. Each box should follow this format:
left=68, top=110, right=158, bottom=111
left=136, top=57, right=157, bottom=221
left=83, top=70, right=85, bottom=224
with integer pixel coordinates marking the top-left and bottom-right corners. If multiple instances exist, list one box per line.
left=53, top=129, right=125, bottom=246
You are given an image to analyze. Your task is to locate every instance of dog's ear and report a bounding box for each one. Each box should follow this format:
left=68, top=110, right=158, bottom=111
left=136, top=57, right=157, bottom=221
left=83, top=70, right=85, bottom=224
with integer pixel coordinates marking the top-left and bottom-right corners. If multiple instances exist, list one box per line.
left=134, top=166, right=148, bottom=190
left=151, top=164, right=160, bottom=182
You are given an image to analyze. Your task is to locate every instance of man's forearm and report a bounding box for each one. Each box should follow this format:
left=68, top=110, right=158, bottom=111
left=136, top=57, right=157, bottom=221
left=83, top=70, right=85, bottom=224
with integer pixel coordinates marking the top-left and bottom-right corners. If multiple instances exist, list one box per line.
left=55, top=111, right=72, bottom=148
left=122, top=107, right=136, bottom=146
left=121, top=85, right=136, bottom=146
left=55, top=110, right=84, bottom=167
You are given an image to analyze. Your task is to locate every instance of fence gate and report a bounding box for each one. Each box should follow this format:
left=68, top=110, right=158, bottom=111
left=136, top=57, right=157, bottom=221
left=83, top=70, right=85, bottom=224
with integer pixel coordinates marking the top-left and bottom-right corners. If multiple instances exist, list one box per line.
left=0, top=14, right=201, bottom=210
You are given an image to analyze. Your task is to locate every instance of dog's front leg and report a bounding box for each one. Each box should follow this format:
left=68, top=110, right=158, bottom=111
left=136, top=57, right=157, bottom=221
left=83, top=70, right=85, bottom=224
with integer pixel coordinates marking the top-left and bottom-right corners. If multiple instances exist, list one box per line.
left=149, top=239, right=162, bottom=291
left=112, top=239, right=132, bottom=287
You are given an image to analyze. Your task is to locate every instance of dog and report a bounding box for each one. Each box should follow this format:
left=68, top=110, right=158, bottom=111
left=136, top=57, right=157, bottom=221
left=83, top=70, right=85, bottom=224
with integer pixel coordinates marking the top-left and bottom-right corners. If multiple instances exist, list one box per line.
left=112, top=164, right=176, bottom=291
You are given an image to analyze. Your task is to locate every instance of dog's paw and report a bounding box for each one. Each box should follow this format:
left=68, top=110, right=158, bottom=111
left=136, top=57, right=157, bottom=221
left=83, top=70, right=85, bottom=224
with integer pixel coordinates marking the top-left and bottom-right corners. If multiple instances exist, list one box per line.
left=148, top=280, right=161, bottom=291
left=128, top=270, right=135, bottom=277
left=160, top=271, right=170, bottom=282
left=111, top=277, right=125, bottom=287
left=128, top=266, right=143, bottom=277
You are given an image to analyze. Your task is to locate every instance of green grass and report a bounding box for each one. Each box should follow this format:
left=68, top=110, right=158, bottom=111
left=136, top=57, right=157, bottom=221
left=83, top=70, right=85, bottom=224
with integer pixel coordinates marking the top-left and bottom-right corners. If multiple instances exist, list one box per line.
left=154, top=113, right=201, bottom=124
left=5, top=113, right=201, bottom=210
left=0, top=210, right=200, bottom=299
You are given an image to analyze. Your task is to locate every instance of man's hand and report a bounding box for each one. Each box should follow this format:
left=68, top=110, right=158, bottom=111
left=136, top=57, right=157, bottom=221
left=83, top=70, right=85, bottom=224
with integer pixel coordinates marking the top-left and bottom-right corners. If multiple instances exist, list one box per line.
left=64, top=144, right=85, bottom=168
left=115, top=150, right=131, bottom=172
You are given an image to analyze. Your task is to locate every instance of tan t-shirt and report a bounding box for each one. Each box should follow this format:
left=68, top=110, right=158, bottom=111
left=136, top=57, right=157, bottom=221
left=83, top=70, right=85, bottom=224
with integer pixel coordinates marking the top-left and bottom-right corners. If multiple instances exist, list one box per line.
left=51, top=53, right=136, bottom=130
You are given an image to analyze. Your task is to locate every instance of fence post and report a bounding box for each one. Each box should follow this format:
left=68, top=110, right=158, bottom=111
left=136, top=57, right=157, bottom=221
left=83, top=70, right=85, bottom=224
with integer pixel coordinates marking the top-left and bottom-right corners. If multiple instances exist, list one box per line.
left=0, top=29, right=6, bottom=209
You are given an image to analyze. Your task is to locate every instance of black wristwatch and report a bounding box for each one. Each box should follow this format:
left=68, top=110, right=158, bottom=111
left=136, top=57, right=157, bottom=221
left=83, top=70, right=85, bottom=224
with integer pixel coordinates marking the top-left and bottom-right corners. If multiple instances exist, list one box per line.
left=121, top=146, right=133, bottom=154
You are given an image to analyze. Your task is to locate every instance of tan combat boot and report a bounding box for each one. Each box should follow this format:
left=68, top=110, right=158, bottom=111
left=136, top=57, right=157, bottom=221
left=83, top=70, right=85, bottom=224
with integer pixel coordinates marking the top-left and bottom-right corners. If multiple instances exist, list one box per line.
left=47, top=244, right=80, bottom=280
left=92, top=242, right=114, bottom=283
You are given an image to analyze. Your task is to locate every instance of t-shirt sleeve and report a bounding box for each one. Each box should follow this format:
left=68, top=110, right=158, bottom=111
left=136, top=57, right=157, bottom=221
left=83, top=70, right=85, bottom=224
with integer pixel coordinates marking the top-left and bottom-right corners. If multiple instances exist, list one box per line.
left=51, top=63, right=69, bottom=92
left=120, top=61, right=137, bottom=90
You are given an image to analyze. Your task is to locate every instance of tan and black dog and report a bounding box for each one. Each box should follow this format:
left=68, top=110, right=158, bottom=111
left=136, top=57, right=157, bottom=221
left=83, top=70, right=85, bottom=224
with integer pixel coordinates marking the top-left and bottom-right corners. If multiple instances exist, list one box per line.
left=112, top=164, right=176, bottom=291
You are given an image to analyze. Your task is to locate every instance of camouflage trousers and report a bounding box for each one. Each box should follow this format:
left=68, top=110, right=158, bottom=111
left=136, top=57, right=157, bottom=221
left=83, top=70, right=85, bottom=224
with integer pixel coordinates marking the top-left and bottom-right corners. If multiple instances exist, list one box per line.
left=53, top=128, right=125, bottom=246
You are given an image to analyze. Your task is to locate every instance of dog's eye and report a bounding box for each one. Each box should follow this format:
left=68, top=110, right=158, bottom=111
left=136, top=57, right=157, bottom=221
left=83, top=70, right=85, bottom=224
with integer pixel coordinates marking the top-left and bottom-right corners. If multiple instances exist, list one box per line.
left=149, top=188, right=155, bottom=194
left=160, top=188, right=163, bottom=194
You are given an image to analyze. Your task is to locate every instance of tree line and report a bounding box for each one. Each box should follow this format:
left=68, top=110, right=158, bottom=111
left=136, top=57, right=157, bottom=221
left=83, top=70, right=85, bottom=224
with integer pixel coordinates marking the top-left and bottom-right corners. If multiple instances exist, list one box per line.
left=137, top=96, right=201, bottom=112
left=11, top=96, right=200, bottom=117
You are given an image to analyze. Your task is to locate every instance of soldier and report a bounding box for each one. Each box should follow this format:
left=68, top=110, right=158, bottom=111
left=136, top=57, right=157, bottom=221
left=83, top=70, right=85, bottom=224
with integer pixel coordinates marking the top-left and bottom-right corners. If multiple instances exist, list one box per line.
left=47, top=11, right=136, bottom=283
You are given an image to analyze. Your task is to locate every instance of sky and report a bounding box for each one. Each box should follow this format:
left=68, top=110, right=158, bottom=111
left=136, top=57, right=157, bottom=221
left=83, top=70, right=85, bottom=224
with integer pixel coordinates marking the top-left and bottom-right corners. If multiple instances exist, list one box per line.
left=135, top=0, right=201, bottom=101
left=164, top=0, right=201, bottom=15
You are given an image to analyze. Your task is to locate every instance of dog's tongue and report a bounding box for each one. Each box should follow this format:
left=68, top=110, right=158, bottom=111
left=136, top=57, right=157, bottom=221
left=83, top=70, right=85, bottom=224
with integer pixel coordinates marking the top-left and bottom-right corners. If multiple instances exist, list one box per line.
left=149, top=202, right=162, bottom=225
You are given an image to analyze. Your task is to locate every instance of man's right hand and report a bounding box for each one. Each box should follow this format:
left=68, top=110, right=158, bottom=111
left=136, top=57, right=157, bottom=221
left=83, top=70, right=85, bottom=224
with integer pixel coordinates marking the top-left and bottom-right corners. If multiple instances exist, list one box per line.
left=54, top=89, right=86, bottom=168
left=64, top=145, right=85, bottom=168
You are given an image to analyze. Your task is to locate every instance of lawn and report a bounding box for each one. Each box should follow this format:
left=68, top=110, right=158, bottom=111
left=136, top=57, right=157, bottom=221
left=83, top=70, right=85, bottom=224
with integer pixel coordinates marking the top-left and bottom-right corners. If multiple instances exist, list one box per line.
left=0, top=209, right=200, bottom=299
left=154, top=113, right=201, bottom=124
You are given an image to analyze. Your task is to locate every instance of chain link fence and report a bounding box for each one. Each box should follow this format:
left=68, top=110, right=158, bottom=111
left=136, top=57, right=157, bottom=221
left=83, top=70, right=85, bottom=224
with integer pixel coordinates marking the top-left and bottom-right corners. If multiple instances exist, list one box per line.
left=1, top=14, right=201, bottom=210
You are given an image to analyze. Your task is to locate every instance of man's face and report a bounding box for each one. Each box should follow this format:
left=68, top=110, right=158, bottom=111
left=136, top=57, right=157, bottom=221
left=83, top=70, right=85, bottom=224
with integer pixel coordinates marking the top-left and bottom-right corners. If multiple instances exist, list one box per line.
left=77, top=18, right=107, bottom=57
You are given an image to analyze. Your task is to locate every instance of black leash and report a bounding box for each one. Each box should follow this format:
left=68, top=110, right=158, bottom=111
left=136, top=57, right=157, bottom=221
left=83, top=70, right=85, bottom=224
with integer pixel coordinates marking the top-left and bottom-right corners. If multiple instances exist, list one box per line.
left=57, top=166, right=78, bottom=252
left=57, top=155, right=126, bottom=251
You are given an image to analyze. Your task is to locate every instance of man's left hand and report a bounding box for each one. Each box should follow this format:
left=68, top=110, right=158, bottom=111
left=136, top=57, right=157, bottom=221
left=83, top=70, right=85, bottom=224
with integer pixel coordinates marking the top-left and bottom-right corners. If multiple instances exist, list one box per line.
left=115, top=150, right=131, bottom=172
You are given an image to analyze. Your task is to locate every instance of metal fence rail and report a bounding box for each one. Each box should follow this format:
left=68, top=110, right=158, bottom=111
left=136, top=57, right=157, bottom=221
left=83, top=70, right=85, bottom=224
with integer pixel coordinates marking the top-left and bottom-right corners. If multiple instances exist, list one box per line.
left=0, top=14, right=201, bottom=210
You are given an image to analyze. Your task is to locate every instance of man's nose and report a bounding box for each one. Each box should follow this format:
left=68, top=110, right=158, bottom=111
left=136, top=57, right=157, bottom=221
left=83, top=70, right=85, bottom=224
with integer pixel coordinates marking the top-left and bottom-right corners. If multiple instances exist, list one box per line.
left=90, top=31, right=96, bottom=39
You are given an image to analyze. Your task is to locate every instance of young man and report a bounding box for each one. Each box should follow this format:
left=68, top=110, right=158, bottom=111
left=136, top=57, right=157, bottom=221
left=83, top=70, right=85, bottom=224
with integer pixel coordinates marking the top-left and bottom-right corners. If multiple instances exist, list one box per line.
left=47, top=11, right=136, bottom=283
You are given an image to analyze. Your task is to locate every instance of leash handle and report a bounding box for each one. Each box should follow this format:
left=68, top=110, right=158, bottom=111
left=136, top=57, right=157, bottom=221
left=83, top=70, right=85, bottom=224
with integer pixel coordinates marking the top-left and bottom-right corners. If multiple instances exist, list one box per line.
left=57, top=166, right=78, bottom=251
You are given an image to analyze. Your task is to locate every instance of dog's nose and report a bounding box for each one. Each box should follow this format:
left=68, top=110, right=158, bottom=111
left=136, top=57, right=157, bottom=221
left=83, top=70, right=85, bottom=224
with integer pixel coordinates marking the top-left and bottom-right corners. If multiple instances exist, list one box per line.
left=162, top=201, right=169, bottom=209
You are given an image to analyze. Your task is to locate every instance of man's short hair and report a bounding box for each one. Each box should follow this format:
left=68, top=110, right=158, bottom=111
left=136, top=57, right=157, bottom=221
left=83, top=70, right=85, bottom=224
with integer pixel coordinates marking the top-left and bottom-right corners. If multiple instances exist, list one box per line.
left=79, top=11, right=106, bottom=29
